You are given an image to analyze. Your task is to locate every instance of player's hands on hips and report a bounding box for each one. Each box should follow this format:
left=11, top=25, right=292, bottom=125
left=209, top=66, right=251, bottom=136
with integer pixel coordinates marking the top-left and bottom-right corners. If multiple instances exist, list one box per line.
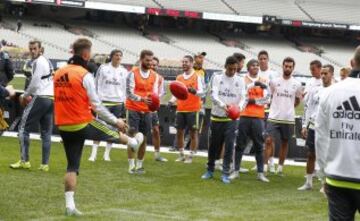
left=301, top=127, right=308, bottom=139
left=141, top=96, right=152, bottom=105
left=5, top=85, right=16, bottom=98
left=116, top=118, right=128, bottom=132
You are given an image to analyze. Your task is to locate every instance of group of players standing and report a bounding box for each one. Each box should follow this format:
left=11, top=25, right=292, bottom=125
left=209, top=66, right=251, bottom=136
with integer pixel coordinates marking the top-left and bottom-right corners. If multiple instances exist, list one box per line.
left=7, top=37, right=356, bottom=218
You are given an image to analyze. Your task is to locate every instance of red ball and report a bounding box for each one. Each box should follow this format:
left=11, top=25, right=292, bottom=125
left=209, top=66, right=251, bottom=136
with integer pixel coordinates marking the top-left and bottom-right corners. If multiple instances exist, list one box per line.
left=227, top=104, right=241, bottom=120
left=169, top=81, right=188, bottom=100
left=148, top=92, right=160, bottom=112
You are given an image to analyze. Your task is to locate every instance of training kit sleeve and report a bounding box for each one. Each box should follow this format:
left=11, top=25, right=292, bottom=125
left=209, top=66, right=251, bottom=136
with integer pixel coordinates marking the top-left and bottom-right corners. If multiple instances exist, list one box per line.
left=0, top=85, right=9, bottom=99
left=126, top=71, right=142, bottom=102
left=195, top=74, right=206, bottom=98
left=24, top=56, right=53, bottom=97
left=210, top=74, right=226, bottom=109
left=82, top=74, right=118, bottom=125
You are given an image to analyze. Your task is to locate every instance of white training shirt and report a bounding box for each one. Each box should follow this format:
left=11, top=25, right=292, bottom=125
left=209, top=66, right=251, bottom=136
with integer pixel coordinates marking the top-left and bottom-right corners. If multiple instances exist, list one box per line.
left=315, top=78, right=360, bottom=183
left=258, top=68, right=279, bottom=82
left=95, top=63, right=128, bottom=103
left=302, top=85, right=325, bottom=128
left=210, top=72, right=246, bottom=118
left=24, top=55, right=53, bottom=97
left=268, top=76, right=303, bottom=123
left=304, top=77, right=322, bottom=97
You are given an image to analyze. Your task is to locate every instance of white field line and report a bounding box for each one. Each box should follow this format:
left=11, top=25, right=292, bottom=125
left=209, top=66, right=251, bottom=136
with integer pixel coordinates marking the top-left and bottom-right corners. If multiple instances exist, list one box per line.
left=28, top=207, right=188, bottom=221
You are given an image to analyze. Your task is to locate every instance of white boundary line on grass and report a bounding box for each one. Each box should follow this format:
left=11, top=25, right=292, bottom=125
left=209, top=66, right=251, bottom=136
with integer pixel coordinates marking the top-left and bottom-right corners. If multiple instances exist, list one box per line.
left=28, top=207, right=187, bottom=221
left=1, top=131, right=306, bottom=167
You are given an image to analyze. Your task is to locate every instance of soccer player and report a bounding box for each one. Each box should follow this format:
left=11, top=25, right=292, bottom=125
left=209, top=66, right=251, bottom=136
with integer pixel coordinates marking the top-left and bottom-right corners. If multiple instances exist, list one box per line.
left=88, top=49, right=128, bottom=162
left=264, top=57, right=303, bottom=175
left=258, top=50, right=279, bottom=81
left=339, top=67, right=351, bottom=80
left=150, top=56, right=167, bottom=162
left=126, top=50, right=160, bottom=174
left=233, top=52, right=247, bottom=75
left=304, top=60, right=322, bottom=97
left=10, top=40, right=54, bottom=172
left=201, top=56, right=245, bottom=184
left=315, top=47, right=360, bottom=220
left=53, top=38, right=143, bottom=216
left=252, top=50, right=279, bottom=172
left=298, top=64, right=334, bottom=191
left=230, top=59, right=270, bottom=182
left=170, top=55, right=205, bottom=164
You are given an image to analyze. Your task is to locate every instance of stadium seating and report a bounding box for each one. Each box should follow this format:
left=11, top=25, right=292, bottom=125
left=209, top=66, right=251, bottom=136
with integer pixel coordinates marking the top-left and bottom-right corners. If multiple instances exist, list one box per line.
left=156, top=0, right=234, bottom=14
left=88, top=0, right=160, bottom=8
left=298, top=0, right=360, bottom=25
left=1, top=17, right=354, bottom=76
left=226, top=0, right=309, bottom=20
left=237, top=34, right=337, bottom=75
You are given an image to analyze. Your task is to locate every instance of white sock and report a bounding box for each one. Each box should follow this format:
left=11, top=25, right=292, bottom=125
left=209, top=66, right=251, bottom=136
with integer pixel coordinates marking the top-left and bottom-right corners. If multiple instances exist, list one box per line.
left=189, top=151, right=194, bottom=157
left=65, top=191, right=75, bottom=210
left=306, top=174, right=313, bottom=186
left=219, top=159, right=223, bottom=165
left=90, top=144, right=98, bottom=158
left=136, top=159, right=143, bottom=169
left=179, top=149, right=184, bottom=156
left=277, top=165, right=283, bottom=172
left=269, top=157, right=274, bottom=165
left=128, top=159, right=135, bottom=168
left=264, top=164, right=268, bottom=172
left=155, top=151, right=160, bottom=158
left=104, top=143, right=112, bottom=158
left=127, top=137, right=138, bottom=148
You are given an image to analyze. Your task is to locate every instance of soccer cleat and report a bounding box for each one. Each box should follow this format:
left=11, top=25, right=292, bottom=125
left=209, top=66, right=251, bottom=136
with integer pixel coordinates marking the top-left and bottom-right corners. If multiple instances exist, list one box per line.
left=88, top=156, right=96, bottom=162
left=257, top=173, right=270, bottom=183
left=201, top=171, right=213, bottom=179
left=103, top=156, right=111, bottom=162
left=298, top=183, right=312, bottom=191
left=10, top=160, right=31, bottom=169
left=175, top=155, right=185, bottom=162
left=229, top=171, right=240, bottom=180
left=276, top=170, right=284, bottom=177
left=38, top=164, right=49, bottom=172
left=128, top=166, right=136, bottom=174
left=128, top=133, right=144, bottom=152
left=239, top=167, right=249, bottom=173
left=184, top=156, right=193, bottom=164
left=155, top=156, right=168, bottom=162
left=135, top=167, right=146, bottom=175
left=221, top=175, right=231, bottom=184
left=269, top=164, right=276, bottom=173
left=65, top=208, right=83, bottom=216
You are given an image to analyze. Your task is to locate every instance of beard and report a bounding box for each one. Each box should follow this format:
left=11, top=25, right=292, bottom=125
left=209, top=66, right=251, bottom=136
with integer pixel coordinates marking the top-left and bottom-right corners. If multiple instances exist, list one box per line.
left=283, top=71, right=292, bottom=77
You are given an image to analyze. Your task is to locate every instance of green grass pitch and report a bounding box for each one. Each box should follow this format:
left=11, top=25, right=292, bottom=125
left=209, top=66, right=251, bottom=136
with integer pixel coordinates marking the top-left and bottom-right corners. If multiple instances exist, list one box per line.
left=0, top=136, right=335, bottom=221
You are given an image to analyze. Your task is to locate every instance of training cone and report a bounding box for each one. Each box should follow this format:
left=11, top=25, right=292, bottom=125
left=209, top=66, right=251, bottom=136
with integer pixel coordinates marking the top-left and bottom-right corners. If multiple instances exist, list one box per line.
left=169, top=81, right=188, bottom=100
left=227, top=104, right=241, bottom=120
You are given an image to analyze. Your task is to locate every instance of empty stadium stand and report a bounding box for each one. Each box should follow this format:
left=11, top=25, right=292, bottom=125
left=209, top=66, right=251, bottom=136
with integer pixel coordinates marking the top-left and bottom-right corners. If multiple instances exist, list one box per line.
left=0, top=16, right=355, bottom=76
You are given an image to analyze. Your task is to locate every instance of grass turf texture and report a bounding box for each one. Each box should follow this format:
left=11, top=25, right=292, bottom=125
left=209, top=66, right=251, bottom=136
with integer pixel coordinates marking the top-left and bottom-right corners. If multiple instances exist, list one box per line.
left=0, top=137, right=334, bottom=221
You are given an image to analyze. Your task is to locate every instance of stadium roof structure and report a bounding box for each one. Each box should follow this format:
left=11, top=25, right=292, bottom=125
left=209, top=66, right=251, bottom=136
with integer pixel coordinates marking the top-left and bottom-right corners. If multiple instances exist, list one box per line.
left=8, top=0, right=360, bottom=31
